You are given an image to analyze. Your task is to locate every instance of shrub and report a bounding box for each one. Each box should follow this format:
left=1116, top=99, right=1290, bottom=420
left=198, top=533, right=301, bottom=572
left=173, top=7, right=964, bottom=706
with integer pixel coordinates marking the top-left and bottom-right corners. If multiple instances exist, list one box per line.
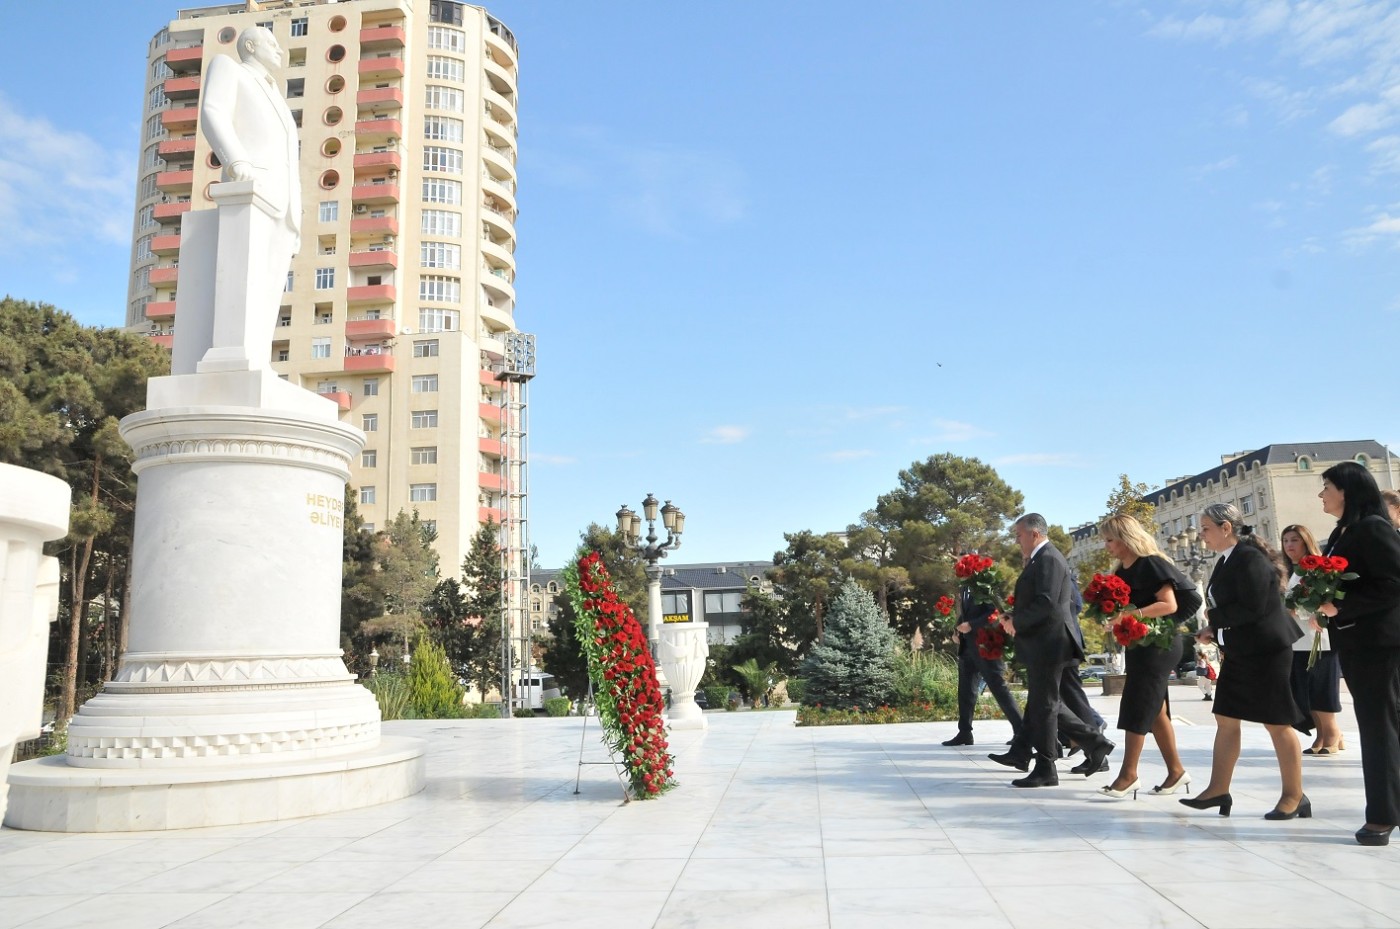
left=800, top=579, right=897, bottom=710
left=703, top=685, right=730, bottom=710
left=784, top=677, right=807, bottom=705
left=544, top=697, right=571, bottom=717
left=890, top=648, right=959, bottom=711
left=364, top=671, right=413, bottom=721
left=407, top=639, right=465, bottom=718
left=513, top=707, right=535, bottom=718
left=461, top=702, right=503, bottom=719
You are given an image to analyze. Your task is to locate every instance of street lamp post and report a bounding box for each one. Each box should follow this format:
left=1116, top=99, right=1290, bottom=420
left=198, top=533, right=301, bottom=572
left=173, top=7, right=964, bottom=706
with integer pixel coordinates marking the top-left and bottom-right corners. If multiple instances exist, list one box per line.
left=617, top=494, right=685, bottom=656
left=1170, top=526, right=1216, bottom=630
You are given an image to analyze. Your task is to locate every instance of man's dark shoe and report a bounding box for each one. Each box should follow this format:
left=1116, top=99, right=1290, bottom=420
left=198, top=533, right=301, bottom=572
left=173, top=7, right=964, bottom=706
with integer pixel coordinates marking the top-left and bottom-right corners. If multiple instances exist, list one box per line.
left=988, top=752, right=1030, bottom=772
left=942, top=733, right=974, bottom=746
left=1071, top=756, right=1109, bottom=775
left=1012, top=760, right=1059, bottom=788
left=1082, top=737, right=1116, bottom=778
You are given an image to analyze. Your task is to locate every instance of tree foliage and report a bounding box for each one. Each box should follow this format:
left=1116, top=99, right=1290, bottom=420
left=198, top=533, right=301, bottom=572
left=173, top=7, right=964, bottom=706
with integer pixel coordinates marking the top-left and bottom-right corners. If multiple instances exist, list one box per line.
left=407, top=637, right=464, bottom=718
left=800, top=578, right=898, bottom=710
left=457, top=519, right=504, bottom=698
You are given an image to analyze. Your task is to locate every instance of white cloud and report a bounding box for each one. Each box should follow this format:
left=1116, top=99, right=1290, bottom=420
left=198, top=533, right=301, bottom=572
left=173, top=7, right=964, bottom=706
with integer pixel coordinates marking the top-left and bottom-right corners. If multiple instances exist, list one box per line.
left=530, top=453, right=578, bottom=466
left=993, top=453, right=1081, bottom=467
left=821, top=449, right=874, bottom=462
left=1330, top=101, right=1394, bottom=137
left=1193, top=155, right=1241, bottom=177
left=912, top=418, right=993, bottom=444
left=700, top=425, right=750, bottom=445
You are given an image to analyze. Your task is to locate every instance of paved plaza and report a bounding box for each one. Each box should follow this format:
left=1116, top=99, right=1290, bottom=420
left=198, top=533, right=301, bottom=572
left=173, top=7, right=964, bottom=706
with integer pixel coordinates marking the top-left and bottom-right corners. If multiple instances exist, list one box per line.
left=2, top=686, right=1399, bottom=929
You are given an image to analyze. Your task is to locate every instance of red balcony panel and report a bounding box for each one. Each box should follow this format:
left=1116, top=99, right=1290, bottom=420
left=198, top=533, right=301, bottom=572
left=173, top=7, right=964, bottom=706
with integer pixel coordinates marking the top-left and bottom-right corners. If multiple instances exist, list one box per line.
left=354, top=117, right=402, bottom=140
left=150, top=334, right=175, bottom=350
left=478, top=436, right=503, bottom=456
left=478, top=369, right=501, bottom=386
left=346, top=318, right=396, bottom=340
left=353, top=151, right=401, bottom=172
left=151, top=234, right=182, bottom=255
left=344, top=352, right=396, bottom=374
left=155, top=170, right=194, bottom=191
left=153, top=201, right=192, bottom=222
left=322, top=390, right=352, bottom=411
left=349, top=249, right=398, bottom=270
left=478, top=402, right=503, bottom=422
left=358, top=56, right=404, bottom=79
left=350, top=182, right=399, bottom=204
left=165, top=46, right=204, bottom=71
left=350, top=216, right=398, bottom=236
left=157, top=137, right=196, bottom=158
left=478, top=506, right=505, bottom=525
left=149, top=266, right=179, bottom=285
left=356, top=87, right=402, bottom=108
left=161, top=106, right=199, bottom=130
left=163, top=75, right=201, bottom=99
left=478, top=471, right=504, bottom=492
left=145, top=301, right=176, bottom=320
left=360, top=25, right=406, bottom=48
left=346, top=284, right=396, bottom=305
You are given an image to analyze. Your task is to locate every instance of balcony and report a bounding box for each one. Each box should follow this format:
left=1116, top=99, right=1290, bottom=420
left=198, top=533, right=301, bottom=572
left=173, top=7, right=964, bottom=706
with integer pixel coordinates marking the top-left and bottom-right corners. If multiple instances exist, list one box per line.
left=356, top=87, right=402, bottom=110
left=484, top=58, right=517, bottom=95
left=478, top=471, right=504, bottom=492
left=349, top=249, right=398, bottom=270
left=482, top=144, right=515, bottom=177
left=479, top=402, right=503, bottom=423
left=478, top=328, right=505, bottom=361
left=358, top=56, right=403, bottom=80
left=485, top=89, right=516, bottom=126
left=360, top=24, right=406, bottom=49
left=480, top=175, right=516, bottom=211
left=153, top=201, right=192, bottom=224
left=484, top=25, right=517, bottom=68
left=157, top=137, right=196, bottom=158
left=346, top=317, right=396, bottom=341
left=161, top=106, right=198, bottom=132
left=351, top=182, right=399, bottom=205
left=478, top=436, right=503, bottom=457
left=353, top=151, right=401, bottom=174
left=149, top=266, right=179, bottom=285
left=478, top=369, right=502, bottom=387
left=480, top=303, right=513, bottom=331
left=346, top=284, right=396, bottom=306
left=145, top=301, right=176, bottom=320
left=343, top=350, right=395, bottom=374
left=163, top=75, right=201, bottom=100
left=165, top=45, right=203, bottom=72
left=155, top=169, right=194, bottom=194
left=150, top=333, right=175, bottom=350
left=319, top=390, right=352, bottom=412
left=481, top=205, right=517, bottom=239
left=354, top=117, right=401, bottom=142
left=478, top=506, right=506, bottom=525
left=480, top=238, right=514, bottom=269
left=480, top=268, right=515, bottom=304
left=151, top=234, right=182, bottom=256
left=350, top=215, right=398, bottom=236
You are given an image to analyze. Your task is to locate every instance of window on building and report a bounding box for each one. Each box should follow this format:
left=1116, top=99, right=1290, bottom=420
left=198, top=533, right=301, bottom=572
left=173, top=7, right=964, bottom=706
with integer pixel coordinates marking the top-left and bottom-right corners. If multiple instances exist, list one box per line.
left=148, top=85, right=167, bottom=112
left=362, top=413, right=378, bottom=432
left=420, top=241, right=461, bottom=268
left=426, top=25, right=466, bottom=51
left=429, top=0, right=464, bottom=26
left=410, top=483, right=438, bottom=502
left=421, top=178, right=462, bottom=204
left=420, top=210, right=461, bottom=237
left=422, top=146, right=463, bottom=174
left=423, top=116, right=464, bottom=142
left=311, top=337, right=331, bottom=359
left=411, top=410, right=439, bottom=429
left=145, top=113, right=166, bottom=140
left=361, top=450, right=377, bottom=468
left=426, top=56, right=465, bottom=82
left=276, top=349, right=289, bottom=362
left=1187, top=514, right=1197, bottom=530
left=422, top=519, right=437, bottom=534
left=414, top=339, right=440, bottom=358
left=361, top=522, right=375, bottom=532
left=424, top=85, right=464, bottom=113
left=418, top=308, right=459, bottom=332
left=412, top=446, right=438, bottom=465
left=284, top=271, right=295, bottom=292
left=704, top=591, right=744, bottom=618
left=362, top=378, right=379, bottom=396
left=286, top=78, right=305, bottom=98
left=412, top=374, right=439, bottom=393
left=1241, top=494, right=1255, bottom=516
left=143, top=143, right=163, bottom=169
left=314, top=267, right=334, bottom=289
left=291, top=16, right=308, bottom=36
left=360, top=486, right=376, bottom=505
left=661, top=592, right=690, bottom=620
left=139, top=174, right=159, bottom=200
left=135, top=235, right=154, bottom=261
left=319, top=200, right=339, bottom=222
left=419, top=276, right=460, bottom=302
left=1298, top=457, right=1311, bottom=471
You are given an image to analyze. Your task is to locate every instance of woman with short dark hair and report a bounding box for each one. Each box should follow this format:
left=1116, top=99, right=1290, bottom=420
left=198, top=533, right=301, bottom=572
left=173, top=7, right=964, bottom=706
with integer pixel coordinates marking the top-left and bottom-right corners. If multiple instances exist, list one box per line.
left=1313, top=462, right=1400, bottom=846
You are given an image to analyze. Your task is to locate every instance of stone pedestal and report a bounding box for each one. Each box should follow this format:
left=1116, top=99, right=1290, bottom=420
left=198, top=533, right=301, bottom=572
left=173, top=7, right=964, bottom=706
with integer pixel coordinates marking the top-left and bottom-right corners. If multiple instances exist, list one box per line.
left=658, top=622, right=709, bottom=731
left=0, top=465, right=71, bottom=823
left=4, top=370, right=425, bottom=831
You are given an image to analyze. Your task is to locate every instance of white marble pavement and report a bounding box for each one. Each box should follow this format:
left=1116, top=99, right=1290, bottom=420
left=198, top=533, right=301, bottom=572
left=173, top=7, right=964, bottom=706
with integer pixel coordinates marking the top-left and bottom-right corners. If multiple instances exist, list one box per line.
left=2, top=686, right=1398, bottom=929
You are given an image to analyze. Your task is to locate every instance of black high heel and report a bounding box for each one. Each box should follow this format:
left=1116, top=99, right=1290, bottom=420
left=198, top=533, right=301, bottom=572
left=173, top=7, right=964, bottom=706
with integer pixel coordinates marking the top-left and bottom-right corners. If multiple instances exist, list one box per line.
left=1356, top=825, right=1395, bottom=846
left=1180, top=792, right=1232, bottom=817
left=1264, top=795, right=1311, bottom=820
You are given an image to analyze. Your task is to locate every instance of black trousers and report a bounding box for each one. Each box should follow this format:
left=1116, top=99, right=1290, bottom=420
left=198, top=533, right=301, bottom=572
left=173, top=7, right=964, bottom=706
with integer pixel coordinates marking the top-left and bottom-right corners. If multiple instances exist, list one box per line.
left=1338, top=645, right=1400, bottom=826
left=956, top=648, right=1024, bottom=736
left=1021, top=654, right=1104, bottom=762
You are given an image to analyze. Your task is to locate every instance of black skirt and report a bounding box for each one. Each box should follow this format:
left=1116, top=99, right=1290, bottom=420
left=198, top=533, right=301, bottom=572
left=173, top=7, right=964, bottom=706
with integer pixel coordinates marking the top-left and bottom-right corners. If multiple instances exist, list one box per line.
left=1289, top=649, right=1343, bottom=721
left=1215, top=646, right=1303, bottom=726
left=1117, top=643, right=1176, bottom=734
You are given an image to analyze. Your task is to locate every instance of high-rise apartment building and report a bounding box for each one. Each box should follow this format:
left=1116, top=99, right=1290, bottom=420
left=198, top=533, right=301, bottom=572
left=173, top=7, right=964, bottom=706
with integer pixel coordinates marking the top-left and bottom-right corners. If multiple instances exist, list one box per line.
left=126, top=0, right=524, bottom=579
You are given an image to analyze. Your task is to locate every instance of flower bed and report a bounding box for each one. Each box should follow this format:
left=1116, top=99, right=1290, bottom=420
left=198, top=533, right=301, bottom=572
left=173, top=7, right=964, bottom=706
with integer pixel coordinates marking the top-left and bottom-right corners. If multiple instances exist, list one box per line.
left=796, top=699, right=1011, bottom=727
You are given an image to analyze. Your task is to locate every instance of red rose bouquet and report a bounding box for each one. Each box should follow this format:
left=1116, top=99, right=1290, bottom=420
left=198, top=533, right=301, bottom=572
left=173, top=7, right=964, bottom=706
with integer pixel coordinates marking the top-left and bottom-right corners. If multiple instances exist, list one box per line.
left=955, top=553, right=1004, bottom=609
left=1287, top=555, right=1359, bottom=670
left=935, top=595, right=955, bottom=618
left=1083, top=573, right=1132, bottom=623
left=977, top=609, right=1013, bottom=661
left=565, top=551, right=676, bottom=798
left=1109, top=613, right=1178, bottom=650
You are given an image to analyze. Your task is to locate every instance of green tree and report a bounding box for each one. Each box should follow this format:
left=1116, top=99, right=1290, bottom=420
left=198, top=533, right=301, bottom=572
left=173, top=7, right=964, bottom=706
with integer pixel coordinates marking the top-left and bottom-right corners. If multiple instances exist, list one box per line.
left=364, top=509, right=439, bottom=658
left=729, top=586, right=801, bottom=675
left=341, top=487, right=383, bottom=652
left=458, top=519, right=504, bottom=698
left=801, top=578, right=898, bottom=710
left=731, top=657, right=781, bottom=707
left=768, top=530, right=848, bottom=649
left=1074, top=474, right=1158, bottom=588
left=407, top=637, right=464, bottom=717
left=542, top=593, right=590, bottom=697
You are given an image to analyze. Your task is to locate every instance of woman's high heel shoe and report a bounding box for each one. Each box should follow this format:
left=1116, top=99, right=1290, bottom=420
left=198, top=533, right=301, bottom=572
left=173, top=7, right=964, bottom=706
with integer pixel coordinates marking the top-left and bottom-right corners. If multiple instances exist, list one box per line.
left=1356, top=825, right=1395, bottom=846
left=1152, top=771, right=1191, bottom=795
left=1099, top=778, right=1139, bottom=800
left=1180, top=793, right=1232, bottom=817
left=1264, top=795, right=1311, bottom=820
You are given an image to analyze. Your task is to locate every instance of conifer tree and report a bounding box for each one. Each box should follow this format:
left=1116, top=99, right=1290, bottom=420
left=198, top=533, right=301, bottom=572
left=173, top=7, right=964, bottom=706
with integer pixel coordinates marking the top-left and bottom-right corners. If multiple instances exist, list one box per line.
left=800, top=578, right=897, bottom=710
left=407, top=637, right=464, bottom=718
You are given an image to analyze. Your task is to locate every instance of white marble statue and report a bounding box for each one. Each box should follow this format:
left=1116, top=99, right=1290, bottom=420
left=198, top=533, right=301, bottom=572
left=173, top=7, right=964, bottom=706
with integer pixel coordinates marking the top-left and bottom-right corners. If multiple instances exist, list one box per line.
left=172, top=25, right=302, bottom=376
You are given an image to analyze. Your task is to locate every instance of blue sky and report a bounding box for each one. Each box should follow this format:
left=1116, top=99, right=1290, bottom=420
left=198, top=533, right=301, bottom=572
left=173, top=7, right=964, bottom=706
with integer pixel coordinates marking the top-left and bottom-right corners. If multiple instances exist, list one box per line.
left=2, top=2, right=1398, bottom=569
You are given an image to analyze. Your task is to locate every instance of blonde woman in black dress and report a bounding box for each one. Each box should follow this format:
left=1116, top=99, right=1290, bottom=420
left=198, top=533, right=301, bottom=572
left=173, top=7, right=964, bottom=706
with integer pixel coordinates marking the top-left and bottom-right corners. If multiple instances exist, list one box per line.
left=1097, top=514, right=1190, bottom=799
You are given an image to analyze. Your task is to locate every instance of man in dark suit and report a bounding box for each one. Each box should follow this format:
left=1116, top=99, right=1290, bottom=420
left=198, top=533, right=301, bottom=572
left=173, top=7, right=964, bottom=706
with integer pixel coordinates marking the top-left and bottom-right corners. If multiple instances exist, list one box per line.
left=995, top=514, right=1114, bottom=787
left=943, top=571, right=1024, bottom=746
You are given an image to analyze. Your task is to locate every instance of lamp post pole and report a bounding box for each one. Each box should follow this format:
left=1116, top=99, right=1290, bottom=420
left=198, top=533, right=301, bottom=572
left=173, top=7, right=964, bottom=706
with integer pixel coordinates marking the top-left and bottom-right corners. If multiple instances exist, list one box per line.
left=1170, top=526, right=1216, bottom=631
left=616, top=494, right=685, bottom=656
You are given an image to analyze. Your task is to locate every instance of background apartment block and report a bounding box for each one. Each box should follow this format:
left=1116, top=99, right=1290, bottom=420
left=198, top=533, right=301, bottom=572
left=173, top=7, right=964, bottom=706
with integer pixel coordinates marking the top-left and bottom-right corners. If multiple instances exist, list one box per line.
left=125, top=0, right=522, bottom=577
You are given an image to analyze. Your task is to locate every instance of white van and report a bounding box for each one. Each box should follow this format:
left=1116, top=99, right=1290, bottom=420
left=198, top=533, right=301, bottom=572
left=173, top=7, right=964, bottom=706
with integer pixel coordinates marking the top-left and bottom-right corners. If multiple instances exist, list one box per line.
left=518, top=669, right=561, bottom=711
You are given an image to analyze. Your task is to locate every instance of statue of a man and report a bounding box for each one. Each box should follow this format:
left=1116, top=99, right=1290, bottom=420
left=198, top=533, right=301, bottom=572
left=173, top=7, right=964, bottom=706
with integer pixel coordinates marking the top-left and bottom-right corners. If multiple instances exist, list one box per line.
left=177, top=25, right=302, bottom=375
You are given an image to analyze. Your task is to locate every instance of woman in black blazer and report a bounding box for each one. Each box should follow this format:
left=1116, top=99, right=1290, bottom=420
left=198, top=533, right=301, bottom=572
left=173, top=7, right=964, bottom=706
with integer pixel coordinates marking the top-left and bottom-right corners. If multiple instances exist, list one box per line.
left=1180, top=502, right=1305, bottom=819
left=1312, top=462, right=1400, bottom=846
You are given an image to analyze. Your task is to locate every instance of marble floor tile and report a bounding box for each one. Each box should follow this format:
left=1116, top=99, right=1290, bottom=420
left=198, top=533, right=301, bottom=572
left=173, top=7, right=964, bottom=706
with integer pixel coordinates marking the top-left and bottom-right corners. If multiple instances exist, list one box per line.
left=1155, top=880, right=1400, bottom=929
left=674, top=856, right=826, bottom=891
left=0, top=895, right=92, bottom=929
left=655, top=889, right=829, bottom=929
left=828, top=886, right=1014, bottom=929
left=164, top=891, right=370, bottom=929
left=22, top=893, right=231, bottom=929
left=323, top=891, right=516, bottom=929
left=483, top=890, right=670, bottom=929
left=382, top=858, right=556, bottom=894
left=825, top=853, right=981, bottom=890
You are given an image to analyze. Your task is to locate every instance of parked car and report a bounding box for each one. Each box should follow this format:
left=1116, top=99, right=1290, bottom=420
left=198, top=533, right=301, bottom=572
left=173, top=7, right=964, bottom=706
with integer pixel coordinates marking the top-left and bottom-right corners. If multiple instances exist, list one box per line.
left=693, top=690, right=709, bottom=709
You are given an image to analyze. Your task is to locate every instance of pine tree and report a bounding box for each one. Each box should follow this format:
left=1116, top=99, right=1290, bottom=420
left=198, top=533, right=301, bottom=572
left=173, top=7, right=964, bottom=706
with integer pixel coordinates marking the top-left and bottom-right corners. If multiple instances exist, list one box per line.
left=407, top=637, right=464, bottom=718
left=459, top=519, right=504, bottom=698
left=800, top=578, right=897, bottom=710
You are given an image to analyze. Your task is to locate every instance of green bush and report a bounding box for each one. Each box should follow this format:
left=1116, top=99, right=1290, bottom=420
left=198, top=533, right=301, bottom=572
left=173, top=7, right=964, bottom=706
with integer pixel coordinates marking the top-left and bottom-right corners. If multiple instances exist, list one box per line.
left=784, top=678, right=807, bottom=705
left=544, top=697, right=571, bottom=717
left=703, top=685, right=730, bottom=710
left=364, top=671, right=413, bottom=721
left=890, top=648, right=959, bottom=710
left=513, top=707, right=535, bottom=718
left=801, top=579, right=898, bottom=709
left=461, top=702, right=503, bottom=719
left=407, top=639, right=465, bottom=718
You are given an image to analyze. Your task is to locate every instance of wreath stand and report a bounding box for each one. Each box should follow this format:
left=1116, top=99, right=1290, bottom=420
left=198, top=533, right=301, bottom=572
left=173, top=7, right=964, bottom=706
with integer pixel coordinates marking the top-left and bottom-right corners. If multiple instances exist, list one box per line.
left=573, top=677, right=631, bottom=802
